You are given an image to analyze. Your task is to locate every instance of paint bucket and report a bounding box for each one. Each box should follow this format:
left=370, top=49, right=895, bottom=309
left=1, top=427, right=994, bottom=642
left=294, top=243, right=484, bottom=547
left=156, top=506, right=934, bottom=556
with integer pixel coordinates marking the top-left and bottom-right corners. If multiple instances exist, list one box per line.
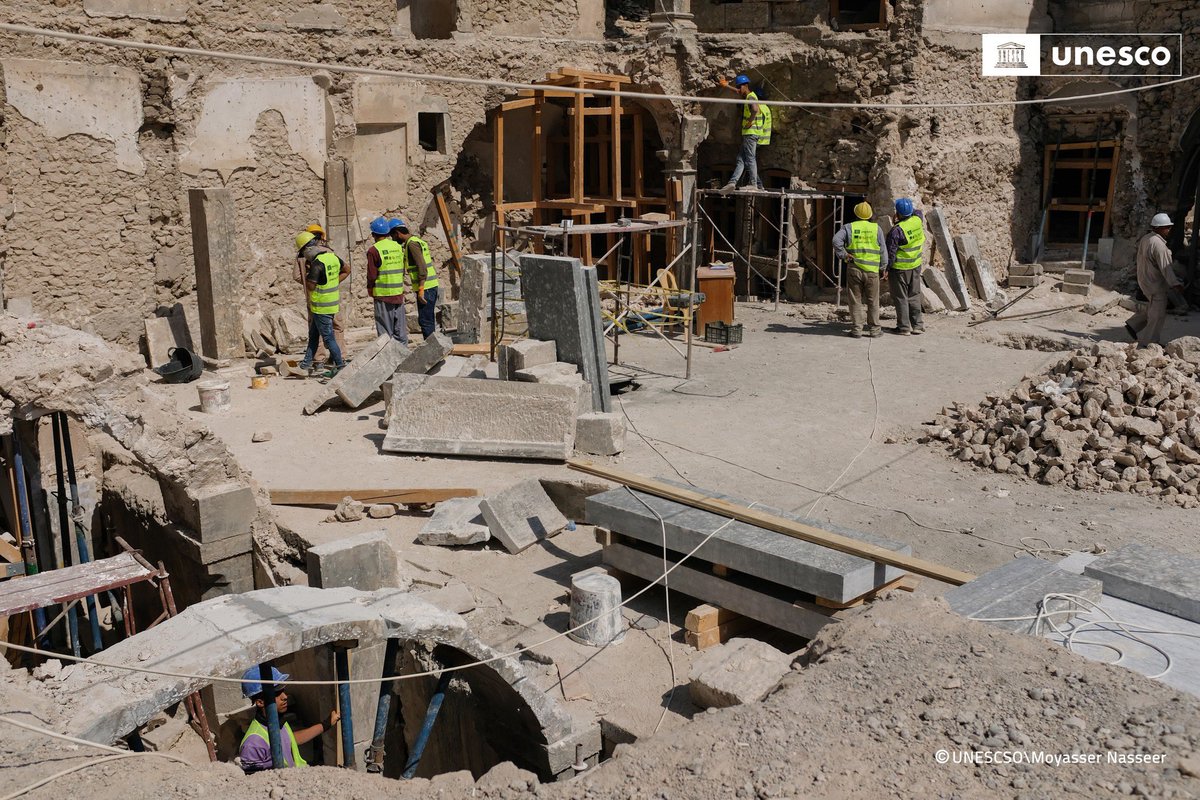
left=250, top=375, right=269, bottom=390
left=197, top=380, right=232, bottom=413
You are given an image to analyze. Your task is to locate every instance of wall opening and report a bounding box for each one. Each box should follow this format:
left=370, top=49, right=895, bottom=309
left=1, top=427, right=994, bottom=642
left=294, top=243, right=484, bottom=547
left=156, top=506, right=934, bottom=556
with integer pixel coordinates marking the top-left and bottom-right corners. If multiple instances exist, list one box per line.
left=418, top=112, right=448, bottom=154
left=401, top=0, right=457, bottom=39
left=831, top=0, right=887, bottom=30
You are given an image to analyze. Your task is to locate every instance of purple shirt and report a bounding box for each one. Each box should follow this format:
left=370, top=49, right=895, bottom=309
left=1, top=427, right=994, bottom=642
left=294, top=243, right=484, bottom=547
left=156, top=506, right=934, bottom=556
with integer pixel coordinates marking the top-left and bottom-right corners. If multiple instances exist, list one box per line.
left=239, top=722, right=298, bottom=771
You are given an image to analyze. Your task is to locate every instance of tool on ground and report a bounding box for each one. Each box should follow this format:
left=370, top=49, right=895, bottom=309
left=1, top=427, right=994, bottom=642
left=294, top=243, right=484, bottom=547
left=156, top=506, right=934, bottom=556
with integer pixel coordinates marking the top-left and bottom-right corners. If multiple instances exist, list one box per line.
left=967, top=284, right=1039, bottom=327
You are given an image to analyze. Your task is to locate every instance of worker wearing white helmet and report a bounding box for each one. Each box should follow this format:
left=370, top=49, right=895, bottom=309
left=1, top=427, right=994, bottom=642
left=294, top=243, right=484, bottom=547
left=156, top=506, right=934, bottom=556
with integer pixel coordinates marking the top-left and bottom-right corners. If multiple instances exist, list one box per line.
left=1126, top=212, right=1188, bottom=347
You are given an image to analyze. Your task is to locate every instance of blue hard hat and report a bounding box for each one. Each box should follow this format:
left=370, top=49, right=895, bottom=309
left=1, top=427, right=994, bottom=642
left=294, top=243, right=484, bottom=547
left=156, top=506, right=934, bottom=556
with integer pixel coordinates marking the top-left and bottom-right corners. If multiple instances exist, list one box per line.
left=241, top=666, right=289, bottom=698
left=895, top=198, right=914, bottom=217
left=389, top=217, right=407, bottom=232
left=369, top=216, right=391, bottom=236
left=734, top=74, right=751, bottom=87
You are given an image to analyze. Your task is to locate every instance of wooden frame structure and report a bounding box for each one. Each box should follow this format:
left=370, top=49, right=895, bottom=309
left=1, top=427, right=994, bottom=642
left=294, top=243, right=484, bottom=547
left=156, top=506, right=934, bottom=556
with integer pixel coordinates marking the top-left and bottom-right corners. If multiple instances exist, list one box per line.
left=492, top=68, right=679, bottom=285
left=1041, top=137, right=1121, bottom=244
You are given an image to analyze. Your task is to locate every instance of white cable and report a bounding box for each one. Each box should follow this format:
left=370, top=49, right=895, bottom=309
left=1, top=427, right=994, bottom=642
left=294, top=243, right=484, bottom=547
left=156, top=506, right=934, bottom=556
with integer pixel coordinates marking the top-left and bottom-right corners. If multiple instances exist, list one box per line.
left=2, top=23, right=1199, bottom=111
left=0, top=754, right=152, bottom=800
left=806, top=336, right=879, bottom=517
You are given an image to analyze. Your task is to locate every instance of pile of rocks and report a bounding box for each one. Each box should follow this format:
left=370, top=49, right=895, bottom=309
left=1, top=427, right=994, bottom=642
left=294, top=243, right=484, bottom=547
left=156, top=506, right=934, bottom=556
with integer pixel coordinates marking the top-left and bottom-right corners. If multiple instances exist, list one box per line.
left=921, top=337, right=1200, bottom=506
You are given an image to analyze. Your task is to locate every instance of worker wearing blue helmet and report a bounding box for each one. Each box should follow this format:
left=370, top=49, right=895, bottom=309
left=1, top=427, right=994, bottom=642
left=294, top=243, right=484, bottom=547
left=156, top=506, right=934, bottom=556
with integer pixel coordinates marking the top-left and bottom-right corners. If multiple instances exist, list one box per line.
left=721, top=75, right=768, bottom=192
left=366, top=215, right=409, bottom=345
left=237, top=665, right=339, bottom=772
left=885, top=197, right=927, bottom=335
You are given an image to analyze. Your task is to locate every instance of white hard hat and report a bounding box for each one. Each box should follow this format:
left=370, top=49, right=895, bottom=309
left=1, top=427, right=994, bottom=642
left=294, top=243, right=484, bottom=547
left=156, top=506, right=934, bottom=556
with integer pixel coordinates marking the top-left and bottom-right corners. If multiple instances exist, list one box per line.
left=1151, top=212, right=1173, bottom=227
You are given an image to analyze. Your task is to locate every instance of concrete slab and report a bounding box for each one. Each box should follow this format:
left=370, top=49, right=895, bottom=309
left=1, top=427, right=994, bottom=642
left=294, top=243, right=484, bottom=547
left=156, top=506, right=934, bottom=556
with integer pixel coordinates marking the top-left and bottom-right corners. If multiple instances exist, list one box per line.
left=926, top=209, right=970, bottom=310
left=587, top=484, right=911, bottom=602
left=1084, top=543, right=1200, bottom=624
left=333, top=335, right=409, bottom=409
left=574, top=412, right=626, bottom=456
left=687, top=637, right=791, bottom=709
left=479, top=479, right=569, bottom=554
left=921, top=266, right=956, bottom=311
left=945, top=557, right=1103, bottom=634
left=306, top=530, right=402, bottom=591
left=382, top=375, right=577, bottom=460
left=514, top=362, right=579, bottom=383
left=1061, top=282, right=1090, bottom=296
left=182, top=482, right=256, bottom=543
left=519, top=255, right=611, bottom=412
left=303, top=334, right=397, bottom=414
left=417, top=497, right=491, bottom=546
left=395, top=331, right=453, bottom=374
left=188, top=188, right=245, bottom=359
left=499, top=339, right=557, bottom=380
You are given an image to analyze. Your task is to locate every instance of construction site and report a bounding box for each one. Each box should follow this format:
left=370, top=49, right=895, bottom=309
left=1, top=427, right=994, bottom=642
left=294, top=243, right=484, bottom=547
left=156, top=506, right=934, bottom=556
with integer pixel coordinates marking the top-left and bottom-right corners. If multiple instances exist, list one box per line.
left=3, top=0, right=1200, bottom=797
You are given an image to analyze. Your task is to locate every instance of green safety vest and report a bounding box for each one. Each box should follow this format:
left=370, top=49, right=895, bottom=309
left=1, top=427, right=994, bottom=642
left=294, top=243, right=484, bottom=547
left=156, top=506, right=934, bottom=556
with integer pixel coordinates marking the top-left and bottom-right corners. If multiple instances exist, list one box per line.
left=308, top=252, right=341, bottom=315
left=404, top=236, right=439, bottom=290
left=847, top=220, right=882, bottom=273
left=240, top=718, right=307, bottom=769
left=742, top=92, right=767, bottom=140
left=372, top=238, right=406, bottom=297
left=893, top=215, right=926, bottom=270
left=757, top=104, right=772, bottom=145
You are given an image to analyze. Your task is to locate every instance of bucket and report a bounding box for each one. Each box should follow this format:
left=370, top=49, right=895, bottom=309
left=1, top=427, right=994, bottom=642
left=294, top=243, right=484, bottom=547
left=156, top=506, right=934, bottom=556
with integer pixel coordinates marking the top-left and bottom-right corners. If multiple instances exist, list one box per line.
left=250, top=375, right=269, bottom=390
left=197, top=380, right=232, bottom=413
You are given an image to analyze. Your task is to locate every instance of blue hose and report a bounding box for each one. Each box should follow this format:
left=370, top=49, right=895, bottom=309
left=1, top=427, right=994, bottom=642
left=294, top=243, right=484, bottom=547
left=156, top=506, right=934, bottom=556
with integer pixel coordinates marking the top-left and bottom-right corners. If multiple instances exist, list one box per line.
left=402, top=671, right=452, bottom=779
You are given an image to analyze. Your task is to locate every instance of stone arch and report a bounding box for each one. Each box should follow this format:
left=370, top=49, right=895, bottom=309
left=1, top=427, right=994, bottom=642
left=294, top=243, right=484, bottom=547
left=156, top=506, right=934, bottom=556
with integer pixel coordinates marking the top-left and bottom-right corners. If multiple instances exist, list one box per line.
left=61, top=586, right=589, bottom=779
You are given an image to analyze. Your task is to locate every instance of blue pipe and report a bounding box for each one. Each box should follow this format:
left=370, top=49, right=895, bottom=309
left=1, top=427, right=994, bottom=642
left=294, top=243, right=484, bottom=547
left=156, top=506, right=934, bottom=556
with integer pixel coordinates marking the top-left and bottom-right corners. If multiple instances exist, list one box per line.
left=365, top=638, right=399, bottom=773
left=334, top=646, right=355, bottom=768
left=257, top=664, right=285, bottom=769
left=11, top=434, right=50, bottom=650
left=50, top=414, right=80, bottom=658
left=402, top=671, right=452, bottom=779
left=59, top=413, right=103, bottom=652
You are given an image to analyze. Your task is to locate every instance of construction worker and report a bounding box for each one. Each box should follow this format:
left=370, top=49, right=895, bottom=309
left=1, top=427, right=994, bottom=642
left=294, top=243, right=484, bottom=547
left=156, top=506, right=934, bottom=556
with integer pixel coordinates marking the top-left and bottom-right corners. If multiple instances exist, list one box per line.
left=832, top=202, right=885, bottom=338
left=391, top=219, right=440, bottom=338
left=1126, top=213, right=1188, bottom=347
left=366, top=216, right=408, bottom=346
left=296, top=230, right=346, bottom=375
left=294, top=223, right=345, bottom=362
left=237, top=666, right=339, bottom=773
left=721, top=75, right=767, bottom=192
left=885, top=198, right=927, bottom=335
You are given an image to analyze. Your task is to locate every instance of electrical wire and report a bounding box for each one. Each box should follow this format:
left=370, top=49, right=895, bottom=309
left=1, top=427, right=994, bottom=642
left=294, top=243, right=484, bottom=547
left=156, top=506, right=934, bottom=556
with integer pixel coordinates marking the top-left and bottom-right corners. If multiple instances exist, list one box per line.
left=2, top=23, right=1200, bottom=111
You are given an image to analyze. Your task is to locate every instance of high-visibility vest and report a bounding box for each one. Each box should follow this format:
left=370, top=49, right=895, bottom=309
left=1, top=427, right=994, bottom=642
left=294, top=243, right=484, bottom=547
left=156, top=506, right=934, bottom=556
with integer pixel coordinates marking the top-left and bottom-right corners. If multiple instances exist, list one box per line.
left=307, top=252, right=341, bottom=315
left=405, top=236, right=439, bottom=290
left=741, top=92, right=766, bottom=139
left=893, top=215, right=926, bottom=270
left=372, top=238, right=405, bottom=297
left=847, top=220, right=882, bottom=273
left=757, top=104, right=772, bottom=145
left=239, top=719, right=307, bottom=769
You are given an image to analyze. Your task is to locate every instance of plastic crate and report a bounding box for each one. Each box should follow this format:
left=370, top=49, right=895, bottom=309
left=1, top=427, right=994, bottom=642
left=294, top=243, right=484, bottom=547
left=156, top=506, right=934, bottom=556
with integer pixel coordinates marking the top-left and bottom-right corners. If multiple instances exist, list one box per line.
left=704, top=321, right=743, bottom=345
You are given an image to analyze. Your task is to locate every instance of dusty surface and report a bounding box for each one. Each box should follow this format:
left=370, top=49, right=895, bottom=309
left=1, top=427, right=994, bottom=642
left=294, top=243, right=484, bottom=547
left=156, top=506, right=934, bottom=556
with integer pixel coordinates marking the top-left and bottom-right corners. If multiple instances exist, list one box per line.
left=5, top=596, right=1200, bottom=799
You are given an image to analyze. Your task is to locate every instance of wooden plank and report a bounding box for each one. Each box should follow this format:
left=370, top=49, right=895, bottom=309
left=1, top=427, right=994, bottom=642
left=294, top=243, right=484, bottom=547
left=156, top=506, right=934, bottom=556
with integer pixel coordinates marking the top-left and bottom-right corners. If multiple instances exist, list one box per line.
left=1102, top=141, right=1120, bottom=239
left=500, top=97, right=537, bottom=112
left=494, top=108, right=505, bottom=219
left=0, top=538, right=21, bottom=564
left=572, top=78, right=585, bottom=204
left=610, top=81, right=622, bottom=202
left=558, top=66, right=632, bottom=84
left=0, top=553, right=154, bottom=616
left=533, top=95, right=543, bottom=206
left=433, top=187, right=463, bottom=278
left=571, top=459, right=975, bottom=586
left=685, top=603, right=743, bottom=633
left=686, top=616, right=756, bottom=650
left=268, top=488, right=479, bottom=507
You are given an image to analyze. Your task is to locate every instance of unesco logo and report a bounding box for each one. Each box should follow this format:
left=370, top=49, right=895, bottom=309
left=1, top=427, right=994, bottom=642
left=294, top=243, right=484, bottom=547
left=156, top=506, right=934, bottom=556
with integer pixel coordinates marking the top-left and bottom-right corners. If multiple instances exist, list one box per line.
left=982, top=33, right=1181, bottom=77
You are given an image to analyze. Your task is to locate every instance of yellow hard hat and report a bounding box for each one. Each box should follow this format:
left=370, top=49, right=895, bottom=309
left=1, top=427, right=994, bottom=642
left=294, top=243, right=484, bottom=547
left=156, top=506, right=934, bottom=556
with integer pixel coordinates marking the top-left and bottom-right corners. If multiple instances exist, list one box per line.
left=305, top=223, right=325, bottom=237
left=854, top=202, right=873, bottom=220
left=295, top=231, right=317, bottom=251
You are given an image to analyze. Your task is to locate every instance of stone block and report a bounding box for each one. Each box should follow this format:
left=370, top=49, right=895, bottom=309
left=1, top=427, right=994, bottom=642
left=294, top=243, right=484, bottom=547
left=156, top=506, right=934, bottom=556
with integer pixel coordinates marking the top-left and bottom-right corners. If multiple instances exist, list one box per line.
left=587, top=483, right=911, bottom=603
left=5, top=297, right=34, bottom=317
left=1084, top=543, right=1200, bottom=624
left=1097, top=238, right=1114, bottom=267
left=921, top=266, right=956, bottom=311
left=1009, top=275, right=1041, bottom=288
left=426, top=355, right=468, bottom=377
left=479, top=479, right=569, bottom=554
left=188, top=188, right=244, bottom=360
left=182, top=482, right=256, bottom=543
left=286, top=2, right=345, bottom=30
left=498, top=339, right=557, bottom=380
left=953, top=234, right=998, bottom=301
left=1008, top=264, right=1043, bottom=277
left=333, top=335, right=410, bottom=408
left=395, top=332, right=454, bottom=375
left=1060, top=282, right=1090, bottom=296
left=306, top=530, right=401, bottom=591
left=687, top=638, right=790, bottom=709
left=417, top=498, right=490, bottom=546
left=539, top=476, right=617, bottom=522
left=945, top=557, right=1102, bottom=634
left=1063, top=269, right=1095, bottom=285
left=515, top=362, right=578, bottom=383
left=920, top=286, right=943, bottom=314
left=83, top=0, right=187, bottom=22
left=926, top=209, right=970, bottom=311
left=165, top=526, right=251, bottom=565
left=519, top=255, right=611, bottom=412
left=382, top=375, right=576, bottom=460
left=1084, top=290, right=1122, bottom=315
left=202, top=552, right=255, bottom=601
left=574, top=412, right=626, bottom=456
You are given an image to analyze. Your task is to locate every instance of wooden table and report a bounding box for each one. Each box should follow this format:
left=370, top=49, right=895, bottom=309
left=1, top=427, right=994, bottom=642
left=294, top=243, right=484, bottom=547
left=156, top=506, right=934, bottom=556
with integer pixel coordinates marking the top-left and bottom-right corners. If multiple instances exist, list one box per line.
left=694, top=266, right=736, bottom=333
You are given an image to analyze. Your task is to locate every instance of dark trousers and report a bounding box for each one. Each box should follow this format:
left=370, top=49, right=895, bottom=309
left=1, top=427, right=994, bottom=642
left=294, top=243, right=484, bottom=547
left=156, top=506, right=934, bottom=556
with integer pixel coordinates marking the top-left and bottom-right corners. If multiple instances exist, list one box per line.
left=888, top=268, right=924, bottom=331
left=374, top=299, right=409, bottom=346
left=417, top=286, right=439, bottom=338
left=302, top=313, right=344, bottom=368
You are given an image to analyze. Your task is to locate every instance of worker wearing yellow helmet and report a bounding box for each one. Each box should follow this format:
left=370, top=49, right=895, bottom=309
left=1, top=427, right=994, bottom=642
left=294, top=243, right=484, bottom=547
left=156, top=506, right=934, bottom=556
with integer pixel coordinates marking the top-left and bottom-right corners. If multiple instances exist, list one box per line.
left=295, top=230, right=347, bottom=375
left=294, top=223, right=346, bottom=361
left=832, top=201, right=886, bottom=338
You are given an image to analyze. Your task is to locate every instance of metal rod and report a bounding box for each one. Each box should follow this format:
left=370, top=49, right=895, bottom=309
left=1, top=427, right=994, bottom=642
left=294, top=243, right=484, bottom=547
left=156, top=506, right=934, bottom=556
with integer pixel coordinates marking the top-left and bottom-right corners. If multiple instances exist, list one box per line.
left=59, top=412, right=103, bottom=652
left=365, top=638, right=400, bottom=774
left=1080, top=123, right=1105, bottom=268
left=50, top=414, right=79, bottom=657
left=686, top=211, right=699, bottom=380
left=334, top=646, right=356, bottom=768
left=11, top=434, right=50, bottom=651
left=258, top=663, right=286, bottom=769
left=774, top=194, right=787, bottom=310
left=402, top=671, right=452, bottom=779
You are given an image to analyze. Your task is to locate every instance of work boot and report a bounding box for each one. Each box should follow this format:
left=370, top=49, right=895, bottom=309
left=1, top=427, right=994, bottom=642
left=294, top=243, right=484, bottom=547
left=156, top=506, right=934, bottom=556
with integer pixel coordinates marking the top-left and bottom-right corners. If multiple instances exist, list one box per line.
left=867, top=327, right=883, bottom=338
left=893, top=327, right=912, bottom=336
left=911, top=326, right=925, bottom=335
left=720, top=182, right=736, bottom=192
left=1124, top=322, right=1137, bottom=341
left=848, top=329, right=864, bottom=338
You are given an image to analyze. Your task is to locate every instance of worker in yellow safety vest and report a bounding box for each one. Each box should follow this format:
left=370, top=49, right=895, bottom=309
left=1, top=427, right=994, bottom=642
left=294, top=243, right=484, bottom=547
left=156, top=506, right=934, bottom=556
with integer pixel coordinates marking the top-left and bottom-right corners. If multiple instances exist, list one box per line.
left=294, top=223, right=345, bottom=360
left=390, top=218, right=441, bottom=338
left=366, top=216, right=409, bottom=345
left=237, top=666, right=339, bottom=773
left=296, top=231, right=347, bottom=374
left=832, top=202, right=886, bottom=338
left=721, top=75, right=768, bottom=192
left=885, top=197, right=927, bottom=336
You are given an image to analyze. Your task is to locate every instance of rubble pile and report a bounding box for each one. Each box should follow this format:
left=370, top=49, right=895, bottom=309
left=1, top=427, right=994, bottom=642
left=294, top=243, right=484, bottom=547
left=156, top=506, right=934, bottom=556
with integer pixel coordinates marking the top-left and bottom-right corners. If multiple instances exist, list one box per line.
left=921, top=338, right=1200, bottom=507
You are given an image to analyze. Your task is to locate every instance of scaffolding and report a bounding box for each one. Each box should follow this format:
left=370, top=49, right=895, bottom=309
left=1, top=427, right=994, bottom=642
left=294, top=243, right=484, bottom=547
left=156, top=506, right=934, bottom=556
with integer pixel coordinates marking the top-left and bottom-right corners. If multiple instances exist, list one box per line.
left=694, top=186, right=852, bottom=309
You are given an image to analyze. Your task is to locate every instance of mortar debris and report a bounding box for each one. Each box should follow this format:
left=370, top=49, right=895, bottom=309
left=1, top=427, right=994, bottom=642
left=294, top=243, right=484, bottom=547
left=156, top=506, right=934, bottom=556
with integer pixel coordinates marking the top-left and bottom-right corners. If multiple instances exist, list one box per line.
left=921, top=337, right=1200, bottom=506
